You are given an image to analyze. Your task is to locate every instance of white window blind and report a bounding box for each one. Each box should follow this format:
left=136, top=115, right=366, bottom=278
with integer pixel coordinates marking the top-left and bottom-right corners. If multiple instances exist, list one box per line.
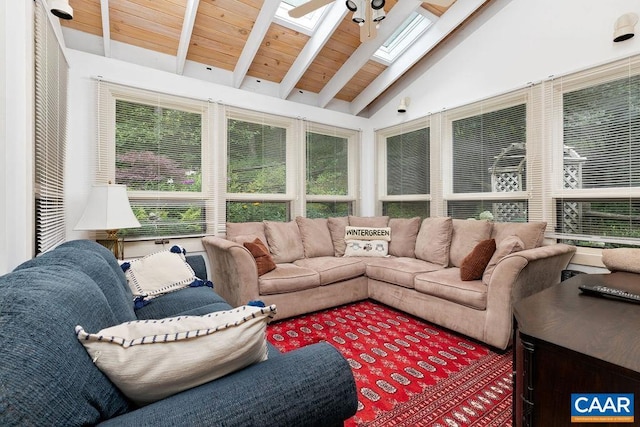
left=551, top=57, right=640, bottom=247
left=304, top=122, right=357, bottom=218
left=377, top=119, right=430, bottom=218
left=96, top=82, right=214, bottom=239
left=225, top=108, right=295, bottom=223
left=34, top=0, right=68, bottom=254
left=444, top=94, right=528, bottom=222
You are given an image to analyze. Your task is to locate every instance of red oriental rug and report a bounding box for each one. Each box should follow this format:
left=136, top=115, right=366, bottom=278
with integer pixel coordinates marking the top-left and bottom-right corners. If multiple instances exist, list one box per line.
left=266, top=300, right=513, bottom=427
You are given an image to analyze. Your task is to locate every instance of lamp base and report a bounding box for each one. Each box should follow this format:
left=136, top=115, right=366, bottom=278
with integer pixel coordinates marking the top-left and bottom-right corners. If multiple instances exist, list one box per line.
left=97, top=229, right=123, bottom=260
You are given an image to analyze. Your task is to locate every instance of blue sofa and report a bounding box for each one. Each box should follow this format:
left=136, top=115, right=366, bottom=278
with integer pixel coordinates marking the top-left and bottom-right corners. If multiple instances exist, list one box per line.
left=0, top=240, right=358, bottom=426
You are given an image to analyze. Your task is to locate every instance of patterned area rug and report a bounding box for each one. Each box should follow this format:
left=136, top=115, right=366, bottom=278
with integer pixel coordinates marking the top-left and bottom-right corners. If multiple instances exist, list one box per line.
left=266, top=300, right=513, bottom=427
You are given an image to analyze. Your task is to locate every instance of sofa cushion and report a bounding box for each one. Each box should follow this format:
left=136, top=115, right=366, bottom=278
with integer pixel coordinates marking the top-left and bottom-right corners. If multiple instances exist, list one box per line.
left=76, top=304, right=276, bottom=405
left=0, top=267, right=133, bottom=426
left=414, top=268, right=488, bottom=310
left=414, top=217, right=453, bottom=267
left=388, top=217, right=421, bottom=258
left=482, top=235, right=525, bottom=285
left=226, top=222, right=268, bottom=249
left=449, top=219, right=493, bottom=267
left=344, top=240, right=389, bottom=257
left=258, top=264, right=320, bottom=295
left=348, top=216, right=390, bottom=227
left=244, top=238, right=277, bottom=276
left=602, top=248, right=640, bottom=273
left=328, top=216, right=349, bottom=256
left=491, top=221, right=546, bottom=249
left=294, top=257, right=366, bottom=286
left=296, top=217, right=335, bottom=258
left=264, top=221, right=305, bottom=264
left=135, top=286, right=232, bottom=319
left=460, top=239, right=496, bottom=281
left=365, top=257, right=443, bottom=289
left=123, top=246, right=199, bottom=300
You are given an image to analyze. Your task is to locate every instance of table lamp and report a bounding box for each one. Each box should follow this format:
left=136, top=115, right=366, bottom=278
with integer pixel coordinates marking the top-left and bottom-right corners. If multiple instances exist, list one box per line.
left=75, top=183, right=141, bottom=259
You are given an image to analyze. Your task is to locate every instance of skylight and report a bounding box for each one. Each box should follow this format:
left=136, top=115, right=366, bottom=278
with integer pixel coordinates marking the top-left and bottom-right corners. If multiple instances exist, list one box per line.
left=374, top=11, right=432, bottom=64
left=276, top=0, right=330, bottom=35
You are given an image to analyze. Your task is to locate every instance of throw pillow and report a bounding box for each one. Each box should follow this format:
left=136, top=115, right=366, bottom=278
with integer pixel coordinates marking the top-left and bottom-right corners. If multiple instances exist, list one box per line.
left=243, top=238, right=276, bottom=276
left=226, top=222, right=268, bottom=250
left=264, top=220, right=305, bottom=264
left=388, top=217, right=421, bottom=258
left=75, top=304, right=277, bottom=405
left=344, top=240, right=389, bottom=257
left=460, top=239, right=496, bottom=281
left=295, top=217, right=335, bottom=258
left=491, top=221, right=547, bottom=250
left=122, top=246, right=199, bottom=301
left=414, top=217, right=453, bottom=267
left=482, top=235, right=525, bottom=285
left=327, top=216, right=349, bottom=257
left=344, top=226, right=391, bottom=241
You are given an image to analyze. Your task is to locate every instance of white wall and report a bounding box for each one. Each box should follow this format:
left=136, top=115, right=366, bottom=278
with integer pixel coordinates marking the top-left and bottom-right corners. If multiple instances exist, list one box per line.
left=65, top=50, right=372, bottom=244
left=0, top=1, right=34, bottom=274
left=371, top=0, right=640, bottom=126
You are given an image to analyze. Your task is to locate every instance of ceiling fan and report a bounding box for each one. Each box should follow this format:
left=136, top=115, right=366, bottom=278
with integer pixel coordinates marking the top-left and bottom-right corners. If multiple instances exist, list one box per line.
left=288, top=0, right=457, bottom=42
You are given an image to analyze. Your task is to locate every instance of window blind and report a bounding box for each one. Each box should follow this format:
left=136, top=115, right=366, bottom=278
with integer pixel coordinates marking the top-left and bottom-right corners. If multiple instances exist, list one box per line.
left=551, top=57, right=640, bottom=247
left=96, top=81, right=215, bottom=239
left=304, top=121, right=357, bottom=218
left=34, top=0, right=68, bottom=254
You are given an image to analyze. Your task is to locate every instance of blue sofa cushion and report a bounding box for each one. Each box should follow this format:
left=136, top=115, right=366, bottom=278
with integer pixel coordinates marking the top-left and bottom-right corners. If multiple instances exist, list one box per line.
left=135, top=286, right=231, bottom=319
left=0, top=266, right=132, bottom=425
left=13, top=245, right=136, bottom=323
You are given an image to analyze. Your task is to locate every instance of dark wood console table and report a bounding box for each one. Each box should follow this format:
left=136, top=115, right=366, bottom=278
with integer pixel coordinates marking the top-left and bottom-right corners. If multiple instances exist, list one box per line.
left=513, top=272, right=640, bottom=427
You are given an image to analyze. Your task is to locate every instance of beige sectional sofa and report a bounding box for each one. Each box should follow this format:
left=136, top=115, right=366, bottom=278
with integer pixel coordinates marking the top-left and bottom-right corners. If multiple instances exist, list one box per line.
left=202, top=216, right=576, bottom=350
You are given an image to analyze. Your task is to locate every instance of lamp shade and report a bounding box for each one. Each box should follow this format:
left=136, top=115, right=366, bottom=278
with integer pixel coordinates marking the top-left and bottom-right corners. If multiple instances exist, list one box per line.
left=75, top=184, right=141, bottom=231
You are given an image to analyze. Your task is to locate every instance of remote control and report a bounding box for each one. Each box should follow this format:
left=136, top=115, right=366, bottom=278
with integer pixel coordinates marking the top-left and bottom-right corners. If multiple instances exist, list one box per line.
left=578, top=284, right=640, bottom=304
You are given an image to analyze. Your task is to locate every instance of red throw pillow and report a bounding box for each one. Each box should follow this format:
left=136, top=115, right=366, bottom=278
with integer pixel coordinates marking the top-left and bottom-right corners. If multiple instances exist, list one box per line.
left=460, top=239, right=496, bottom=281
left=243, top=238, right=276, bottom=276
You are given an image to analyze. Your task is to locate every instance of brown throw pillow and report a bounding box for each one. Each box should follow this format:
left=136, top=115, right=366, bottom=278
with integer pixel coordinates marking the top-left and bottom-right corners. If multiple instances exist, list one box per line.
left=460, top=239, right=496, bottom=281
left=243, top=238, right=276, bottom=276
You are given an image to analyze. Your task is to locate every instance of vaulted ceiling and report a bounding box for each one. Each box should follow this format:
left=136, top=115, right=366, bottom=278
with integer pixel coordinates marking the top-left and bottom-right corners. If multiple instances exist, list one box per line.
left=59, top=0, right=489, bottom=116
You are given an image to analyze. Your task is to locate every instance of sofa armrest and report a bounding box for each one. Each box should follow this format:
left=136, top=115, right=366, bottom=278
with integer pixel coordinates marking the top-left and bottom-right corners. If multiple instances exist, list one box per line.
left=484, top=243, right=576, bottom=349
left=202, top=236, right=260, bottom=307
left=98, top=342, right=358, bottom=427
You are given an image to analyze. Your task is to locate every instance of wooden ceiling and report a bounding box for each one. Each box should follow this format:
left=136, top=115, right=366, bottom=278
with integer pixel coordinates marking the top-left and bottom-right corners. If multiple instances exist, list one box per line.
left=60, top=0, right=489, bottom=115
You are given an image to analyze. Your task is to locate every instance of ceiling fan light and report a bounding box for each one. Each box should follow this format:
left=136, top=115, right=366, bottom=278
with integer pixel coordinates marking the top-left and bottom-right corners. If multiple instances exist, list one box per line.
left=372, top=8, right=385, bottom=22
left=345, top=0, right=358, bottom=12
left=371, top=0, right=385, bottom=10
left=49, top=0, right=73, bottom=20
left=352, top=9, right=365, bottom=24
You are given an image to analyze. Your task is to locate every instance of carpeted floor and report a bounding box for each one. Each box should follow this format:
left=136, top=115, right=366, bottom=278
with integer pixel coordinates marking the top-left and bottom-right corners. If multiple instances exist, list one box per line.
left=266, top=300, right=513, bottom=426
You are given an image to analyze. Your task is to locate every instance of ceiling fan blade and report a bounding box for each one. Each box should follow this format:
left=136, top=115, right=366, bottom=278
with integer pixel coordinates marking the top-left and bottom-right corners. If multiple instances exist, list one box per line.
left=425, top=0, right=456, bottom=7
left=288, top=0, right=335, bottom=19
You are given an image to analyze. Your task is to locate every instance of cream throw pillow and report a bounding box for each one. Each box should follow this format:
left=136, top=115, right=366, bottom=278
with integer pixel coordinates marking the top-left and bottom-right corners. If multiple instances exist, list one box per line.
left=344, top=240, right=389, bottom=257
left=123, top=246, right=197, bottom=300
left=75, top=304, right=277, bottom=405
left=344, top=226, right=391, bottom=241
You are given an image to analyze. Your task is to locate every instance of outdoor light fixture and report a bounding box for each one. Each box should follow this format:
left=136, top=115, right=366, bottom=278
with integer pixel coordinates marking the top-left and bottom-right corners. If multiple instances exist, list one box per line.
left=613, top=13, right=638, bottom=42
left=49, top=0, right=73, bottom=20
left=75, top=183, right=141, bottom=259
left=397, top=97, right=410, bottom=113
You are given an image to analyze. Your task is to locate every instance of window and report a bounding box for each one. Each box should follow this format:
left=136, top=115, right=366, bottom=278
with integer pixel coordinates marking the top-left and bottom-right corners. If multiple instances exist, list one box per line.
left=305, top=123, right=358, bottom=218
left=34, top=0, right=68, bottom=254
left=445, top=97, right=528, bottom=222
left=97, top=83, right=214, bottom=239
left=552, top=59, right=640, bottom=247
left=378, top=121, right=430, bottom=218
left=226, top=109, right=295, bottom=223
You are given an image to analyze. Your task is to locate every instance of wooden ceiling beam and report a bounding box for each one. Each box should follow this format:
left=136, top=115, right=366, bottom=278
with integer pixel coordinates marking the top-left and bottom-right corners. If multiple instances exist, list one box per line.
left=232, top=1, right=280, bottom=88
left=176, top=0, right=200, bottom=75
left=279, top=1, right=347, bottom=100
left=350, top=0, right=488, bottom=115
left=100, top=0, right=111, bottom=57
left=317, top=0, right=422, bottom=108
